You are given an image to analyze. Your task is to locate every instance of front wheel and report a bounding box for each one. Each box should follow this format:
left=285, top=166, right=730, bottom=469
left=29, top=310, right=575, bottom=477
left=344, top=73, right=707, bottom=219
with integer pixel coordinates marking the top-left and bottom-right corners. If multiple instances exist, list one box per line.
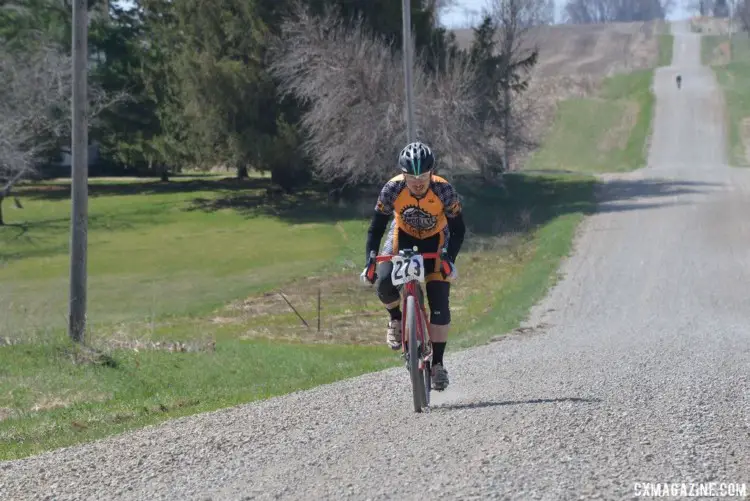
left=406, top=295, right=426, bottom=413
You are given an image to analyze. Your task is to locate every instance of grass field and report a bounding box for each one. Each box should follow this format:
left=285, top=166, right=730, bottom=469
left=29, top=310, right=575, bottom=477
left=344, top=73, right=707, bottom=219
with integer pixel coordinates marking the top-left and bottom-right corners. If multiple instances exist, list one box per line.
left=1, top=178, right=370, bottom=340
left=0, top=169, right=600, bottom=459
left=702, top=33, right=750, bottom=166
left=524, top=69, right=655, bottom=173
left=659, top=34, right=674, bottom=67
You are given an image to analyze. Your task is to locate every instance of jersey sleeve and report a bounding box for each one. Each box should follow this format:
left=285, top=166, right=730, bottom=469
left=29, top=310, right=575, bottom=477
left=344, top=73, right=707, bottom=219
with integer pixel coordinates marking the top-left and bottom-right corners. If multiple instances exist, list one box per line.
left=435, top=182, right=462, bottom=218
left=374, top=179, right=401, bottom=216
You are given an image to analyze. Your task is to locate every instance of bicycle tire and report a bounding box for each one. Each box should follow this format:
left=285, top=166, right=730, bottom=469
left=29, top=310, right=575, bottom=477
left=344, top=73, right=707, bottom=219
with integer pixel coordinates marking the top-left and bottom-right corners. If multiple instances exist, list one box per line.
left=417, top=290, right=432, bottom=408
left=406, top=295, right=426, bottom=413
left=421, top=315, right=431, bottom=407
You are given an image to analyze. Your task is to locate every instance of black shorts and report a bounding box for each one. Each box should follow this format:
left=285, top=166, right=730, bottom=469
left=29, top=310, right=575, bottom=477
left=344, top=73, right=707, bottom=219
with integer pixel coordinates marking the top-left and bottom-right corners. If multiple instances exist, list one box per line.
left=374, top=232, right=452, bottom=326
left=390, top=230, right=447, bottom=283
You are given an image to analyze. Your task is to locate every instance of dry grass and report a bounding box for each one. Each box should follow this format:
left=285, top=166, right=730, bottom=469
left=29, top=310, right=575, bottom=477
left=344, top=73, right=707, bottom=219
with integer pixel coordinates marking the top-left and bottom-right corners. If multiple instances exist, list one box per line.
left=29, top=391, right=110, bottom=413
left=204, top=235, right=533, bottom=346
left=451, top=21, right=662, bottom=78
left=690, top=16, right=732, bottom=35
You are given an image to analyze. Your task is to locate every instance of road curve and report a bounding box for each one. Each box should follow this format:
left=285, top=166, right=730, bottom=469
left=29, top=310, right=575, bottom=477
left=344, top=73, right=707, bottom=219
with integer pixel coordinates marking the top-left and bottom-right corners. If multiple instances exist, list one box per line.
left=1, top=21, right=749, bottom=501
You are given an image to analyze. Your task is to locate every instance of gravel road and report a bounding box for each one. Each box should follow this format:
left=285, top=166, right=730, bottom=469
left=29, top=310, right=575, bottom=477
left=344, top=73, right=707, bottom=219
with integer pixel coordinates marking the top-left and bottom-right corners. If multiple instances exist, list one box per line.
left=1, top=21, right=748, bottom=501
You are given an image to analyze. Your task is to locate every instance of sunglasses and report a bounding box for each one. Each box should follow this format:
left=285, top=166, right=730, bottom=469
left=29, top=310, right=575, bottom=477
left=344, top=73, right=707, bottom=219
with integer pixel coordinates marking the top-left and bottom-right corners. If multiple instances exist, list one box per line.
left=404, top=171, right=432, bottom=182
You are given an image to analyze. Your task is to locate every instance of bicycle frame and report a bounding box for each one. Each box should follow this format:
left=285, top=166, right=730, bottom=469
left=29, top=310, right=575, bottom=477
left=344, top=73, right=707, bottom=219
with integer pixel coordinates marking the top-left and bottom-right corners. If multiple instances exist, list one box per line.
left=375, top=249, right=441, bottom=368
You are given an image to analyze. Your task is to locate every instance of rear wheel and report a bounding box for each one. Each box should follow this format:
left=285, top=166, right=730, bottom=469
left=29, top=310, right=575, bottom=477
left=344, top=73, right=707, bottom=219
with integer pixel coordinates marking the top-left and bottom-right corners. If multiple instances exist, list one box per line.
left=406, top=295, right=426, bottom=413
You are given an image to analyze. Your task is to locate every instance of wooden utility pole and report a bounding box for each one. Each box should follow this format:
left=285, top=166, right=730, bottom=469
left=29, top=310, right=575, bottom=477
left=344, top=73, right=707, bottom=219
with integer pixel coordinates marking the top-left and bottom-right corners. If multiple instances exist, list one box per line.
left=68, top=0, right=89, bottom=343
left=402, top=0, right=417, bottom=142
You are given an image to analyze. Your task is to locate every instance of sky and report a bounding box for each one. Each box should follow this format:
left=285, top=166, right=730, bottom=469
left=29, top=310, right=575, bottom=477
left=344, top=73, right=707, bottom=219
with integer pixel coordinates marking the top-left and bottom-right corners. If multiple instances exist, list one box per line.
left=440, top=0, right=492, bottom=28
left=114, top=0, right=690, bottom=29
left=439, top=0, right=691, bottom=27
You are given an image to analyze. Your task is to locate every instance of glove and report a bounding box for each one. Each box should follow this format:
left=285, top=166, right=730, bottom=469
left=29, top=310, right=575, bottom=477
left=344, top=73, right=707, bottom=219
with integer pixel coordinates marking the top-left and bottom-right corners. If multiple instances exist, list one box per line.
left=439, top=250, right=458, bottom=280
left=360, top=255, right=377, bottom=284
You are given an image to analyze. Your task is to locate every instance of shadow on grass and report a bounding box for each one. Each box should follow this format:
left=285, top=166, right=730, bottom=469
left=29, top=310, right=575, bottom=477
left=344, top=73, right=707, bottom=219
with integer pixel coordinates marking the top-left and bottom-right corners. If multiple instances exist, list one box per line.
left=16, top=177, right=270, bottom=200
left=453, top=173, right=721, bottom=236
left=1, top=223, right=30, bottom=240
left=437, top=396, right=602, bottom=411
left=8, top=173, right=723, bottom=239
left=183, top=173, right=721, bottom=236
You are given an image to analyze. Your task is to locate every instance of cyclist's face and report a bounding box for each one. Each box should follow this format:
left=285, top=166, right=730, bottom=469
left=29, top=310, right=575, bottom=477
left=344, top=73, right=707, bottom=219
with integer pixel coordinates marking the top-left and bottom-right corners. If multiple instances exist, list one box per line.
left=404, top=171, right=431, bottom=196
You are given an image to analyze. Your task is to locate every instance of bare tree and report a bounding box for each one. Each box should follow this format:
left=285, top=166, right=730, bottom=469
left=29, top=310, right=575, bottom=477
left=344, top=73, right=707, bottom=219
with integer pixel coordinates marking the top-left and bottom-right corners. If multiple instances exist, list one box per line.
left=735, top=0, right=750, bottom=31
left=0, top=43, right=118, bottom=225
left=691, top=0, right=710, bottom=16
left=269, top=2, right=491, bottom=186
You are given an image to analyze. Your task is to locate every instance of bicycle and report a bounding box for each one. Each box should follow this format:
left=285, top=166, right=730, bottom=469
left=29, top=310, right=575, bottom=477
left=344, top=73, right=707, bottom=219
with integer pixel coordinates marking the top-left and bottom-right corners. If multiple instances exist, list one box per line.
left=369, top=246, right=453, bottom=413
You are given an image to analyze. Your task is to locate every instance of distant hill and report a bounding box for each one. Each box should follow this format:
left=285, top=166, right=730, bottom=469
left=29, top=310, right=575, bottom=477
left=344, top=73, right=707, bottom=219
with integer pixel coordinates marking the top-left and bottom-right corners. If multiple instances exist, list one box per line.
left=451, top=20, right=663, bottom=78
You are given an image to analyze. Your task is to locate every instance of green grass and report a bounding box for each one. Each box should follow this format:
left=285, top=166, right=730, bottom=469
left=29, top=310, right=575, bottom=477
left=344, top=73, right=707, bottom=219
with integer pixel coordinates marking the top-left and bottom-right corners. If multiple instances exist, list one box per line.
left=525, top=69, right=655, bottom=174
left=0, top=172, right=597, bottom=460
left=659, top=34, right=674, bottom=67
left=703, top=33, right=750, bottom=166
left=0, top=340, right=394, bottom=459
left=1, top=179, right=370, bottom=339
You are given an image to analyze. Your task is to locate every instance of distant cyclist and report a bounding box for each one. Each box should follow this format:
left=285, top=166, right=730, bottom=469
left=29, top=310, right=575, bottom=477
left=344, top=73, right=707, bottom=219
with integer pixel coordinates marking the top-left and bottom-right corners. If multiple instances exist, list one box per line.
left=360, top=141, right=466, bottom=391
left=676, top=74, right=682, bottom=89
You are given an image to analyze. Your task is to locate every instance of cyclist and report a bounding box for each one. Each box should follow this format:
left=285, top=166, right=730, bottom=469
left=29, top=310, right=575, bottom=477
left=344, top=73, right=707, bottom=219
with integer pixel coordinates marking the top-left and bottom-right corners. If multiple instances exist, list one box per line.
left=676, top=74, right=682, bottom=89
left=360, top=141, right=466, bottom=391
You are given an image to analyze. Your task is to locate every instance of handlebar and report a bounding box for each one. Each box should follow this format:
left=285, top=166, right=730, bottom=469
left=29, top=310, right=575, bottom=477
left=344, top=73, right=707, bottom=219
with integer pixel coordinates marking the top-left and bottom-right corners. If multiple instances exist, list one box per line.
left=371, top=246, right=444, bottom=263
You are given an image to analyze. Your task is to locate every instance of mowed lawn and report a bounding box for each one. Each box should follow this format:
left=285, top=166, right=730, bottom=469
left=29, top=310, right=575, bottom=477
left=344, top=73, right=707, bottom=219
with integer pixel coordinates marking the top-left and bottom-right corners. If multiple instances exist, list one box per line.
left=0, top=172, right=597, bottom=459
left=1, top=178, right=371, bottom=339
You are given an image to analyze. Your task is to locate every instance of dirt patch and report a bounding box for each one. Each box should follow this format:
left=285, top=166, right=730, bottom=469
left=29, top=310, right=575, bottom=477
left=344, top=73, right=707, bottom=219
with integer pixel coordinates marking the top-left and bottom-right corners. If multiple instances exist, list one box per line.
left=104, top=339, right=216, bottom=353
left=218, top=272, right=387, bottom=345
left=599, top=101, right=640, bottom=152
left=0, top=408, right=15, bottom=421
left=212, top=234, right=531, bottom=345
left=28, top=391, right=110, bottom=414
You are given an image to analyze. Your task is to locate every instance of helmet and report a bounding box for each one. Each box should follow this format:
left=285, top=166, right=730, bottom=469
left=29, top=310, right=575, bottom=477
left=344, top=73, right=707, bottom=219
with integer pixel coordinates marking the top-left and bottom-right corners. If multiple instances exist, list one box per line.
left=398, top=141, right=435, bottom=176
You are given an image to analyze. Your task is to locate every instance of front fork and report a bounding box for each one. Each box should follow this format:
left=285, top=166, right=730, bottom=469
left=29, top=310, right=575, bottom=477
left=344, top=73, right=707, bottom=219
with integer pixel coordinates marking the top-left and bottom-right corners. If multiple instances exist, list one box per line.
left=401, top=287, right=433, bottom=371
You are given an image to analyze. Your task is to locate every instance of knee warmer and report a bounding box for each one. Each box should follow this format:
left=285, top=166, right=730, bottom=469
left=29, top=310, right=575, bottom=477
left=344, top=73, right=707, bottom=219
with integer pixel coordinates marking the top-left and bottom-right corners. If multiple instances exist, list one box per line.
left=375, top=262, right=400, bottom=305
left=426, top=281, right=451, bottom=325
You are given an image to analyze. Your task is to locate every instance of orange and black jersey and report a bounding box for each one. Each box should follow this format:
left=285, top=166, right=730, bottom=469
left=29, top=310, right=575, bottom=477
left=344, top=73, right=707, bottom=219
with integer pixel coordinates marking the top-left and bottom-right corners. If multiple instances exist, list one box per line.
left=366, top=174, right=466, bottom=265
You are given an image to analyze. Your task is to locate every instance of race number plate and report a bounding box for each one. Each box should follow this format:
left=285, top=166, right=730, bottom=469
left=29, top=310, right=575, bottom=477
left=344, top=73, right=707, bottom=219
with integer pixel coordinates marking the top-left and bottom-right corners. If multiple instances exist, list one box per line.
left=391, top=255, right=425, bottom=286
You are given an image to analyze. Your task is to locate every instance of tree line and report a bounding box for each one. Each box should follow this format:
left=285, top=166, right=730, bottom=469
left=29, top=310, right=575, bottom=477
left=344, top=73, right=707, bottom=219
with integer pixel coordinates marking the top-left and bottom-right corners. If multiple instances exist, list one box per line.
left=0, top=0, right=671, bottom=224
